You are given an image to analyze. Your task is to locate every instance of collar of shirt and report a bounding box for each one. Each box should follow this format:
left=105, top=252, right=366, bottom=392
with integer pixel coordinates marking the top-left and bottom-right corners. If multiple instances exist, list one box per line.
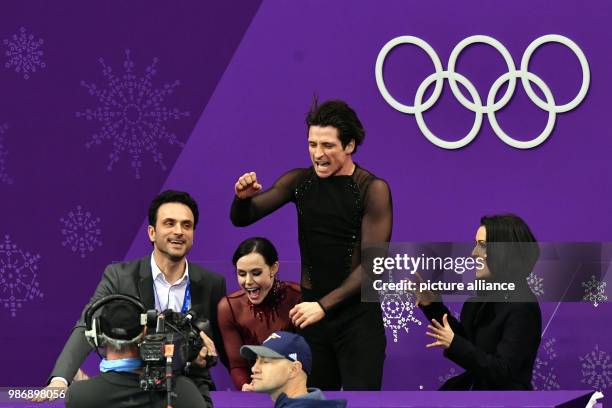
left=150, top=253, right=190, bottom=286
left=150, top=253, right=190, bottom=312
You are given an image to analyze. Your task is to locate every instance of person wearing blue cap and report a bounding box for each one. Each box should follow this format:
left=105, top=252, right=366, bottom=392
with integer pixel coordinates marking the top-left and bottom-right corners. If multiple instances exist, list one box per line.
left=240, top=332, right=347, bottom=407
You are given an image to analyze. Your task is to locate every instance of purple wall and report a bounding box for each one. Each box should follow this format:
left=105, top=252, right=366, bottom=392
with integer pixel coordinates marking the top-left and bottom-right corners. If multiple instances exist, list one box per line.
left=0, top=0, right=610, bottom=393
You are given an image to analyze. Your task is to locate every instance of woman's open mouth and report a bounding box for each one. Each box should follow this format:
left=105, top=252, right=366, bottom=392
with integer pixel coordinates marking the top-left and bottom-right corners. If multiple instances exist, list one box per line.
left=245, top=287, right=261, bottom=301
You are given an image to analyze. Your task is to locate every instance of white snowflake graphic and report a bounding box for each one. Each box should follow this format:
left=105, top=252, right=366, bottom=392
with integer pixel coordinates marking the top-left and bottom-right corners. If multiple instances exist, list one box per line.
left=0, top=124, right=12, bottom=185
left=3, top=27, right=46, bottom=80
left=0, top=235, right=43, bottom=317
left=532, top=358, right=560, bottom=390
left=532, top=337, right=559, bottom=390
left=60, top=206, right=102, bottom=258
left=542, top=337, right=557, bottom=360
left=580, top=344, right=612, bottom=391
left=380, top=292, right=422, bottom=342
left=527, top=272, right=544, bottom=297
left=76, top=49, right=189, bottom=179
left=438, top=367, right=457, bottom=384
left=582, top=275, right=607, bottom=307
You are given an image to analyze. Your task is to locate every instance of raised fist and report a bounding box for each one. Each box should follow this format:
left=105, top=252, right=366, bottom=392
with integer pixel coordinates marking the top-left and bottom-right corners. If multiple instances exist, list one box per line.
left=235, top=172, right=263, bottom=199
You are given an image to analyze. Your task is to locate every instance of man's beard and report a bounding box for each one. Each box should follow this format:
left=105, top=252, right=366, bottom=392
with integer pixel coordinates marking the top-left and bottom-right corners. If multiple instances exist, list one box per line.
left=168, top=252, right=184, bottom=262
left=159, top=243, right=189, bottom=262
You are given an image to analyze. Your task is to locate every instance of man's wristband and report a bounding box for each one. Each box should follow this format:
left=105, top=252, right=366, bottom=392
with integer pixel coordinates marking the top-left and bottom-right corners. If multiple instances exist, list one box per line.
left=316, top=300, right=328, bottom=315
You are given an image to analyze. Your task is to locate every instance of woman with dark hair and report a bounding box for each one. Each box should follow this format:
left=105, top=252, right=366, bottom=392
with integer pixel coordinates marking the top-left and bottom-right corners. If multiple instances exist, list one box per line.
left=217, top=237, right=301, bottom=390
left=417, top=214, right=542, bottom=390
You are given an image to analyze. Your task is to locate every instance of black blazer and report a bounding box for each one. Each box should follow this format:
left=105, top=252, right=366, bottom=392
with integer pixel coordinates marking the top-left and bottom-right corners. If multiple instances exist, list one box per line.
left=421, top=288, right=541, bottom=390
left=65, top=372, right=208, bottom=408
left=48, top=256, right=226, bottom=396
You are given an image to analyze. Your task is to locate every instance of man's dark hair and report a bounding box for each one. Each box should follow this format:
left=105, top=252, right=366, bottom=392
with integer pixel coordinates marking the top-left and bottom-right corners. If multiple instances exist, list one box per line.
left=232, top=237, right=279, bottom=267
left=99, top=300, right=143, bottom=341
left=306, top=97, right=365, bottom=153
left=148, top=190, right=199, bottom=229
left=480, top=214, right=540, bottom=283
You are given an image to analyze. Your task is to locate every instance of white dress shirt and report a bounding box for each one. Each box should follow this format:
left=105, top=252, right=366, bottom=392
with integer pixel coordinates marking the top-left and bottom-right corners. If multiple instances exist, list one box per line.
left=151, top=253, right=190, bottom=312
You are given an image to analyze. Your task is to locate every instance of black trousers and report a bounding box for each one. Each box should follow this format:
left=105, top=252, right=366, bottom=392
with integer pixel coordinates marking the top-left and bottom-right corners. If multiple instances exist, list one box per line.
left=300, top=301, right=386, bottom=390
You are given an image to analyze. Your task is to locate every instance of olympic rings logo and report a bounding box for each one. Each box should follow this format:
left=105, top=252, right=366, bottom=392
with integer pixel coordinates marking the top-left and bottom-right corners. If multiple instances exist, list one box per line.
left=375, top=35, right=590, bottom=149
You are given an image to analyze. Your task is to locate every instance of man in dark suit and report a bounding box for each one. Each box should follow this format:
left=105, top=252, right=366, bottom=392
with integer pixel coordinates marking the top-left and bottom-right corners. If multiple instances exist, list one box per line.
left=36, top=190, right=226, bottom=406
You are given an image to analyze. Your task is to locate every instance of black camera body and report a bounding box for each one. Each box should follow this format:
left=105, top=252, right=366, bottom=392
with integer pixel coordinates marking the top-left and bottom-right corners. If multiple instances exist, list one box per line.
left=138, top=309, right=216, bottom=391
left=84, top=294, right=216, bottom=406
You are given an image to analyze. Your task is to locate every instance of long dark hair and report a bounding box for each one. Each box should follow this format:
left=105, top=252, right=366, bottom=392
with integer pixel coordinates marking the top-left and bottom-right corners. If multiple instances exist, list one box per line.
left=480, top=214, right=539, bottom=283
left=232, top=237, right=279, bottom=267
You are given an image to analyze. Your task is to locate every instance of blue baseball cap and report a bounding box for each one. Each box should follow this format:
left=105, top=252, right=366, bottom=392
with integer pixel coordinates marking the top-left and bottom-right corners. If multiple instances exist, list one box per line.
left=240, top=331, right=312, bottom=374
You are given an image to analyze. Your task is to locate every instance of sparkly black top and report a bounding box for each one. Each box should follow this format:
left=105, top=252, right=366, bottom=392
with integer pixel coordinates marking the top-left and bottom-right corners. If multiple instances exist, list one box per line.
left=230, top=165, right=393, bottom=312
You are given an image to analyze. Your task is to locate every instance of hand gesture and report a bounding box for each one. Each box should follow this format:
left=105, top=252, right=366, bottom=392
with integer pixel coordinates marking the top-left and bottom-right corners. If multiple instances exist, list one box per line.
left=242, top=382, right=255, bottom=392
left=193, top=331, right=217, bottom=367
left=425, top=313, right=454, bottom=349
left=289, top=302, right=325, bottom=329
left=30, top=379, right=67, bottom=402
left=235, top=172, right=263, bottom=199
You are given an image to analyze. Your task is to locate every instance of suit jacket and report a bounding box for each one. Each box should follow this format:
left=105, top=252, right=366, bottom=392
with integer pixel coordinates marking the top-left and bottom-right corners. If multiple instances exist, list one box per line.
left=65, top=372, right=208, bottom=408
left=49, top=256, right=227, bottom=397
left=420, top=288, right=541, bottom=390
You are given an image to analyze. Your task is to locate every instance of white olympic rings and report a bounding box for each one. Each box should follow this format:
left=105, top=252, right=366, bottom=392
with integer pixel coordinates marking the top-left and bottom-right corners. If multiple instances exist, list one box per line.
left=375, top=35, right=590, bottom=149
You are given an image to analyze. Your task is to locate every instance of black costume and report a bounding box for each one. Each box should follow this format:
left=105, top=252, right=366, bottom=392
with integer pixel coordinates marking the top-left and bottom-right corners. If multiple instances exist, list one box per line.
left=420, top=283, right=541, bottom=390
left=231, top=165, right=392, bottom=390
left=65, top=372, right=206, bottom=408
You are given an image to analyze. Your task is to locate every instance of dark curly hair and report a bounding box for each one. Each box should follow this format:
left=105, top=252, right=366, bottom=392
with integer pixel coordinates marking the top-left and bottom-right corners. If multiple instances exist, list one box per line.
left=306, top=97, right=365, bottom=153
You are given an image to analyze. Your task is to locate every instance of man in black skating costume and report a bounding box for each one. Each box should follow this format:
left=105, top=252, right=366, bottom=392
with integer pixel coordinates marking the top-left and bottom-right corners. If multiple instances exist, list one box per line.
left=230, top=99, right=392, bottom=390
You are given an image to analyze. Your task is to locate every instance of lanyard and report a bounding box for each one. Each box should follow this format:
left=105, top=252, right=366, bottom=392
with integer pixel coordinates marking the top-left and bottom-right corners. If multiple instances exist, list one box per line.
left=181, top=281, right=191, bottom=313
left=153, top=279, right=191, bottom=313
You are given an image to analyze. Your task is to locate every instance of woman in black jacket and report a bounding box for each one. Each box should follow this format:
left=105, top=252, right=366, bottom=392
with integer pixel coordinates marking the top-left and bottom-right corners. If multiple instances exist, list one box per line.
left=418, top=214, right=541, bottom=390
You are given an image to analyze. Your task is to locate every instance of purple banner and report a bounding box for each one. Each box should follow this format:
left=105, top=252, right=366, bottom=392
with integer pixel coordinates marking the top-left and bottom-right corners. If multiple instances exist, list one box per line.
left=0, top=0, right=610, bottom=402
